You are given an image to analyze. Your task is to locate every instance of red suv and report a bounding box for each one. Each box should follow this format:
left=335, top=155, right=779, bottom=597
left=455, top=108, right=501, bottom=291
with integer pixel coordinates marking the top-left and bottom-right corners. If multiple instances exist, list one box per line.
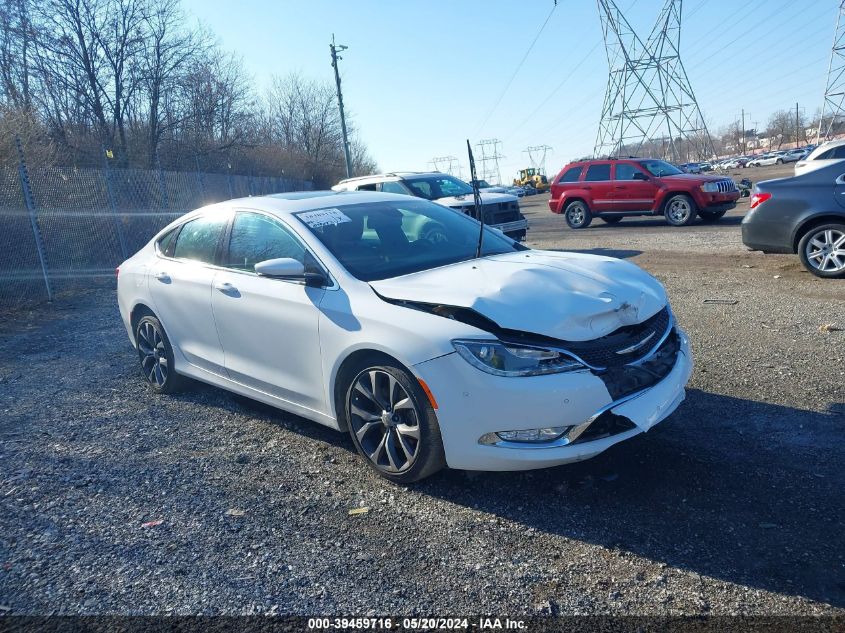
left=548, top=158, right=741, bottom=228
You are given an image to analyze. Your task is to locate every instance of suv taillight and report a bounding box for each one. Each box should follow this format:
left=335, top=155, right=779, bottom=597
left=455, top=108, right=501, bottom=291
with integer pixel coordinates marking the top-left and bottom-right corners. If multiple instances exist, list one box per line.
left=749, top=192, right=771, bottom=209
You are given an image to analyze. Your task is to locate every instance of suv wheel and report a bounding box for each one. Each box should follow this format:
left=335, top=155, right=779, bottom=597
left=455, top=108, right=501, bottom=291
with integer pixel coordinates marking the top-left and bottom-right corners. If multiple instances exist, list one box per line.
left=798, top=223, right=845, bottom=279
left=664, top=194, right=697, bottom=226
left=564, top=200, right=592, bottom=229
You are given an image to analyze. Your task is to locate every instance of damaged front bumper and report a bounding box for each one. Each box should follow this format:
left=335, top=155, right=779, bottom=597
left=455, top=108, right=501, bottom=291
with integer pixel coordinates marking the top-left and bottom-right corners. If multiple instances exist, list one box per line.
left=413, top=326, right=692, bottom=471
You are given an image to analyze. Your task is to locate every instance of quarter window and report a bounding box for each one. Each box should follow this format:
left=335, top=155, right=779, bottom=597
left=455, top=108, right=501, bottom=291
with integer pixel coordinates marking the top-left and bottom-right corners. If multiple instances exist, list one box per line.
left=225, top=212, right=306, bottom=272
left=157, top=227, right=178, bottom=257
left=584, top=164, right=611, bottom=181
left=558, top=167, right=583, bottom=183
left=171, top=215, right=227, bottom=263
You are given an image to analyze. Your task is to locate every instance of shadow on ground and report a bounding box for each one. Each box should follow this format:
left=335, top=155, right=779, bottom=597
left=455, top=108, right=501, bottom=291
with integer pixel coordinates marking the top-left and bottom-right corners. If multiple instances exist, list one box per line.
left=232, top=387, right=845, bottom=608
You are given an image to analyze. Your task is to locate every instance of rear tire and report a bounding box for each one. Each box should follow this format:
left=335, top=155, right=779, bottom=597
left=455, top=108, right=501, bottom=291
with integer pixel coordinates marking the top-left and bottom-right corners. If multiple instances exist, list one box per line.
left=797, top=223, right=845, bottom=279
left=663, top=194, right=697, bottom=226
left=135, top=315, right=186, bottom=394
left=341, top=356, right=446, bottom=483
left=698, top=209, right=727, bottom=222
left=564, top=200, right=592, bottom=229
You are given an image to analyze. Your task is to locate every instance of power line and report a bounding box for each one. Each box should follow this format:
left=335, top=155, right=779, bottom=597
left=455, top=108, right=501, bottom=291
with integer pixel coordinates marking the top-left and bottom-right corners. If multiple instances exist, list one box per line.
left=476, top=2, right=558, bottom=134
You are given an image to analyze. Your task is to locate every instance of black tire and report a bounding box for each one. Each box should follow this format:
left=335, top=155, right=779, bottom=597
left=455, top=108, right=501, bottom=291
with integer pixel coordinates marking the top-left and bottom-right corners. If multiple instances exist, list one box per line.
left=135, top=315, right=186, bottom=394
left=776, top=158, right=783, bottom=165
left=601, top=216, right=623, bottom=224
left=341, top=356, right=446, bottom=483
left=698, top=209, right=727, bottom=222
left=564, top=200, right=592, bottom=229
left=797, top=223, right=845, bottom=279
left=663, top=194, right=697, bottom=226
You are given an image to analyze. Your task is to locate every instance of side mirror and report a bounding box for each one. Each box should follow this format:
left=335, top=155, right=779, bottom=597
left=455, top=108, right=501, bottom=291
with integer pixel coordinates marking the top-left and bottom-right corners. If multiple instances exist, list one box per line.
left=632, top=172, right=649, bottom=181
left=254, top=257, right=305, bottom=278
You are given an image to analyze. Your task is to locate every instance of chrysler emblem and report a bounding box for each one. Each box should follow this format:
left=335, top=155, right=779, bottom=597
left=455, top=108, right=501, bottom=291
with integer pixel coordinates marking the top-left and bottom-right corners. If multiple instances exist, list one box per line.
left=615, top=331, right=656, bottom=355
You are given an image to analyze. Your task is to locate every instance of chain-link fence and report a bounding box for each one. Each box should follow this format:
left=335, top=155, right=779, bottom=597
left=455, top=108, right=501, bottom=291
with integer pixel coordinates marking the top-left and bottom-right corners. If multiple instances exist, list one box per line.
left=0, top=138, right=313, bottom=311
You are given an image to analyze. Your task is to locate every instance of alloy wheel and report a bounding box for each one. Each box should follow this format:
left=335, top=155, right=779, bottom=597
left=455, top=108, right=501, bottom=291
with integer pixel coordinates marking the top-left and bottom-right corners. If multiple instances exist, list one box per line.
left=567, top=204, right=585, bottom=227
left=348, top=369, right=421, bottom=473
left=805, top=229, right=845, bottom=273
left=137, top=321, right=168, bottom=387
left=667, top=198, right=691, bottom=223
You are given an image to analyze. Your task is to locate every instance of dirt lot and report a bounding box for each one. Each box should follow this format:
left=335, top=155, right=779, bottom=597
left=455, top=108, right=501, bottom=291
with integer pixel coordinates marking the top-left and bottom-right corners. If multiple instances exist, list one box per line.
left=1, top=173, right=844, bottom=616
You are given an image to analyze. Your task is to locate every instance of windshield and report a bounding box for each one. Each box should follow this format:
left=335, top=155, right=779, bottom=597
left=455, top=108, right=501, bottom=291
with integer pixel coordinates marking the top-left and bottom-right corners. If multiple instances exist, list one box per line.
left=403, top=175, right=474, bottom=199
left=640, top=160, right=683, bottom=177
left=294, top=200, right=523, bottom=282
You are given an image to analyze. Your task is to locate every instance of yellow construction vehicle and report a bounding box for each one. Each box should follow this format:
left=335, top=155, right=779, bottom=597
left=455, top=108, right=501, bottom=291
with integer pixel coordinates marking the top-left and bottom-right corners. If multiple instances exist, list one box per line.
left=513, top=167, right=550, bottom=193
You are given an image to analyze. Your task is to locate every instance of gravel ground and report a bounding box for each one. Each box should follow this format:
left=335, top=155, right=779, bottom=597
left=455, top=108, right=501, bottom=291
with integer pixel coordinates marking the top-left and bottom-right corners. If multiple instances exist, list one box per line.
left=1, top=191, right=843, bottom=616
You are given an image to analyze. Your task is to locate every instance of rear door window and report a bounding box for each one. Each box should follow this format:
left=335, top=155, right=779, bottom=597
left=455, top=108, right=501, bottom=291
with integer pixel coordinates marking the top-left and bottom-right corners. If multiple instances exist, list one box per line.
left=172, top=215, right=227, bottom=264
left=584, top=164, right=611, bottom=181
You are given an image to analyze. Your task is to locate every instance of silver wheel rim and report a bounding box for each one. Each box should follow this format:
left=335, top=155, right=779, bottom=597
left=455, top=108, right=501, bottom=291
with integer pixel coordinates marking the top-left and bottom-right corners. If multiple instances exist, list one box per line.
left=348, top=369, right=421, bottom=473
left=137, top=322, right=168, bottom=387
left=668, top=198, right=691, bottom=223
left=567, top=204, right=585, bottom=226
left=805, top=229, right=845, bottom=273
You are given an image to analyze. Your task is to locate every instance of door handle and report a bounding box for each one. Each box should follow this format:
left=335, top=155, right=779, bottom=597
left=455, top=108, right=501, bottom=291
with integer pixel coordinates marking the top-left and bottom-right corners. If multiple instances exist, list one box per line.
left=154, top=271, right=170, bottom=283
left=583, top=185, right=591, bottom=190
left=615, top=185, right=627, bottom=189
left=214, top=282, right=237, bottom=293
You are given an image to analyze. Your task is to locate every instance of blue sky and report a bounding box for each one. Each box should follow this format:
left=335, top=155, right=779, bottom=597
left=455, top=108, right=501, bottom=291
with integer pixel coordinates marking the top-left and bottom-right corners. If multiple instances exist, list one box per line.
left=181, top=0, right=837, bottom=181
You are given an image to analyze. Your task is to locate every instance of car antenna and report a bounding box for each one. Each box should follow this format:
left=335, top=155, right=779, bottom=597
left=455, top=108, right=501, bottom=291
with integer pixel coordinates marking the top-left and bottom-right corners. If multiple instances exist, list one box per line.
left=467, top=139, right=484, bottom=258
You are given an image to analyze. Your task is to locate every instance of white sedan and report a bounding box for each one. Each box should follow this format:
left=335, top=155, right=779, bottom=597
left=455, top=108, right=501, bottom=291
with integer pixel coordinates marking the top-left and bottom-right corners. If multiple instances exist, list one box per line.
left=117, top=191, right=693, bottom=482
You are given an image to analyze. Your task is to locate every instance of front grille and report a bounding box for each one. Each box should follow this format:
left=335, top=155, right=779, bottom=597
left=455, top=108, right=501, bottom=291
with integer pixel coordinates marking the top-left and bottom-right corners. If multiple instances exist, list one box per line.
left=598, top=329, right=681, bottom=400
left=456, top=203, right=520, bottom=224
left=562, top=307, right=671, bottom=369
left=716, top=179, right=737, bottom=193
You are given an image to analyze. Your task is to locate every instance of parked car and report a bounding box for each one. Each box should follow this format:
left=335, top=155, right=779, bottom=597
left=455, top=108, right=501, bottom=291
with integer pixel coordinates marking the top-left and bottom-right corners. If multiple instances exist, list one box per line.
left=794, top=139, right=845, bottom=176
left=548, top=158, right=740, bottom=228
left=721, top=157, right=748, bottom=169
left=699, top=162, right=713, bottom=172
left=741, top=161, right=845, bottom=278
left=680, top=162, right=702, bottom=174
left=780, top=148, right=808, bottom=164
left=117, top=191, right=693, bottom=482
left=522, top=183, right=537, bottom=196
left=333, top=172, right=528, bottom=241
left=747, top=154, right=775, bottom=167
left=470, top=179, right=525, bottom=198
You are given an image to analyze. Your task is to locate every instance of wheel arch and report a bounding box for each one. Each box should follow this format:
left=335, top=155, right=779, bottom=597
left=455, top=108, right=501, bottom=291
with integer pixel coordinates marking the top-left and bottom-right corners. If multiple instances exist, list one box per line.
left=129, top=302, right=157, bottom=346
left=330, top=348, right=416, bottom=431
left=792, top=214, right=845, bottom=253
left=659, top=190, right=696, bottom=211
left=561, top=195, right=590, bottom=214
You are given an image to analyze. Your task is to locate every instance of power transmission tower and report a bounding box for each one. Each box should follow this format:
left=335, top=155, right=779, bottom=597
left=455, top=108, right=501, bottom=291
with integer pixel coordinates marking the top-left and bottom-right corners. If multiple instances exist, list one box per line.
left=430, top=156, right=459, bottom=175
left=476, top=139, right=504, bottom=185
left=594, top=0, right=714, bottom=162
left=817, top=0, right=845, bottom=143
left=330, top=34, right=353, bottom=179
left=524, top=145, right=553, bottom=175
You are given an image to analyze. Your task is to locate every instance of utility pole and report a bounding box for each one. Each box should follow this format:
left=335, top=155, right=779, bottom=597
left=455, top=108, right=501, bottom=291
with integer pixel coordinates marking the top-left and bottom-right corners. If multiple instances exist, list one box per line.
left=330, top=34, right=353, bottom=179
left=795, top=102, right=800, bottom=148
left=741, top=109, right=746, bottom=155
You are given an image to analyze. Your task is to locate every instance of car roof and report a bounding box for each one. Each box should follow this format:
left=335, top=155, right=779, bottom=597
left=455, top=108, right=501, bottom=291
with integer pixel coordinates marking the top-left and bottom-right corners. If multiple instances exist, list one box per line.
left=190, top=190, right=416, bottom=217
left=336, top=171, right=446, bottom=184
left=805, top=139, right=845, bottom=161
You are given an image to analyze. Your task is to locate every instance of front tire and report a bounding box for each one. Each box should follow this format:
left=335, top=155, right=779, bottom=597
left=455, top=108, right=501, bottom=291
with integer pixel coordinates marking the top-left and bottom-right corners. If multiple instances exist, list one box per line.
left=343, top=358, right=445, bottom=483
left=136, top=315, right=185, bottom=394
left=798, top=223, right=845, bottom=279
left=663, top=194, right=697, bottom=226
left=564, top=200, right=592, bottom=229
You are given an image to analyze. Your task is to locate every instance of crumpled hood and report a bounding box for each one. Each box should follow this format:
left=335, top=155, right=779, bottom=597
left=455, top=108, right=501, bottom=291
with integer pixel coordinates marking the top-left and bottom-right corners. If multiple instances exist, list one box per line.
left=369, top=250, right=667, bottom=342
left=435, top=191, right=517, bottom=207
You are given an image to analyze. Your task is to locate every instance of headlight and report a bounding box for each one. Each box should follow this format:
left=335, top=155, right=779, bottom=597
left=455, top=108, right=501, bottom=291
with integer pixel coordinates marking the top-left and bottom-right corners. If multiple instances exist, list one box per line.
left=452, top=339, right=585, bottom=377
left=700, top=182, right=720, bottom=193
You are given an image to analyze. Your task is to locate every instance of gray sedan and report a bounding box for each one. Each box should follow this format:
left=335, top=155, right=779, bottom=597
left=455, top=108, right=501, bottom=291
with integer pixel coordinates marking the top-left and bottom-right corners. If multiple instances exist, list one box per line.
left=741, top=162, right=845, bottom=278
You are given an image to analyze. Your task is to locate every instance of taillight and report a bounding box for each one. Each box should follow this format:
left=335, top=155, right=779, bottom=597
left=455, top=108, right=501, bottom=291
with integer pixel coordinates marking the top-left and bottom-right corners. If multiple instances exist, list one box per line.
left=749, top=192, right=771, bottom=209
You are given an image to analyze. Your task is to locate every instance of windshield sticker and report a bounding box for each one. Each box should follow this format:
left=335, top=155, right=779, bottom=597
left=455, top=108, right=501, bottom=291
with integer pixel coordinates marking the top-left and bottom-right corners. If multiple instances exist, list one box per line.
left=298, top=208, right=352, bottom=228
